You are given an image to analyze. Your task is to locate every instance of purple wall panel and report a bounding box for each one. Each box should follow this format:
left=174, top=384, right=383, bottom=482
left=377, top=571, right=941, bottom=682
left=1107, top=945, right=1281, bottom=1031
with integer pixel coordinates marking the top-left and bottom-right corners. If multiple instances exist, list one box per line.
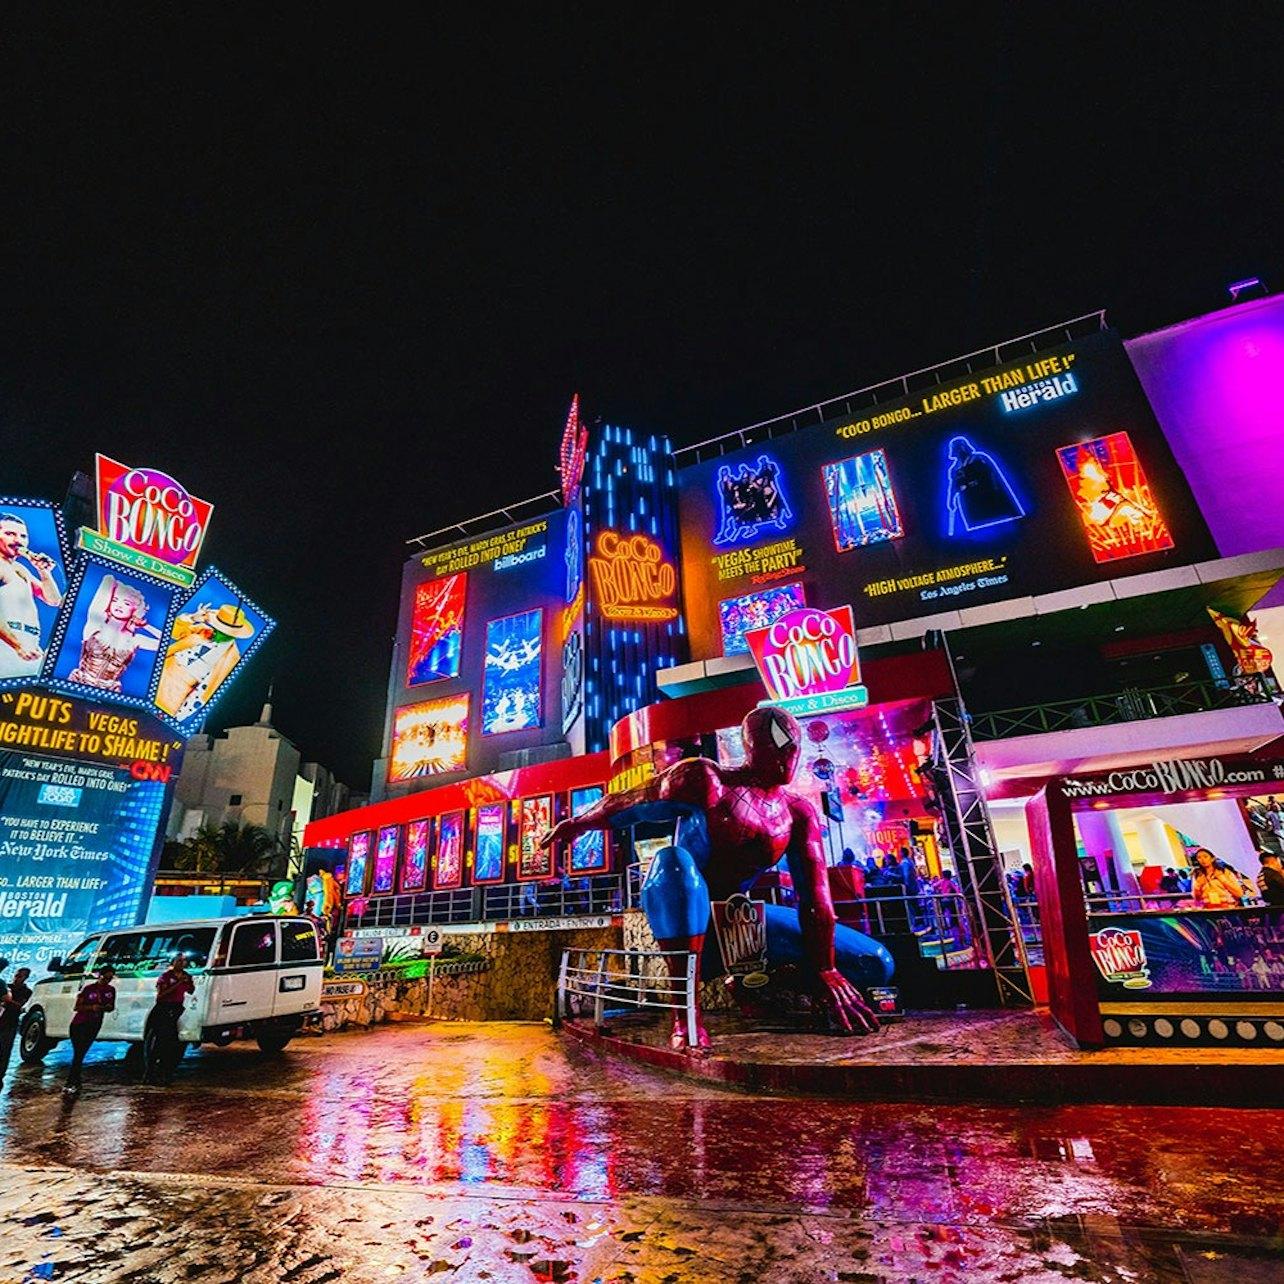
left=1126, top=296, right=1284, bottom=581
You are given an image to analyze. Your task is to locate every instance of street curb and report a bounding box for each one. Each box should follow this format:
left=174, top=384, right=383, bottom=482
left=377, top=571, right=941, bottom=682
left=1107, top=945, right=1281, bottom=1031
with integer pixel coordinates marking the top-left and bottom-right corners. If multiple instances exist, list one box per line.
left=561, top=1021, right=1284, bottom=1106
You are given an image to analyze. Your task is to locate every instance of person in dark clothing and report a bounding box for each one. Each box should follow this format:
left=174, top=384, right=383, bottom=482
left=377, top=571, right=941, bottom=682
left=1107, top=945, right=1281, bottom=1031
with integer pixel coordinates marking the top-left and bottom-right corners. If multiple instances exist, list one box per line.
left=65, top=965, right=115, bottom=1097
left=1258, top=851, right=1284, bottom=908
left=145, top=953, right=195, bottom=1086
left=0, top=966, right=31, bottom=1080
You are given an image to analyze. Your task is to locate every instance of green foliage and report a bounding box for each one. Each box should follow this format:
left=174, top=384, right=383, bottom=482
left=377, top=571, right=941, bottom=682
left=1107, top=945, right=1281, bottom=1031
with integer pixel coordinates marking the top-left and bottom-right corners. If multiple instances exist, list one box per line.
left=172, top=821, right=286, bottom=878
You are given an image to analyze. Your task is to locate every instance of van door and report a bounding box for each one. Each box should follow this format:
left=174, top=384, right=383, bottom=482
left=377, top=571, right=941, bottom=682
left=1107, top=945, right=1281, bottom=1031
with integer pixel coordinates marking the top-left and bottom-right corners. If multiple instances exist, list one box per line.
left=41, top=934, right=102, bottom=1039
left=209, top=921, right=280, bottom=1025
left=95, top=932, right=144, bottom=1041
left=274, top=919, right=323, bottom=1017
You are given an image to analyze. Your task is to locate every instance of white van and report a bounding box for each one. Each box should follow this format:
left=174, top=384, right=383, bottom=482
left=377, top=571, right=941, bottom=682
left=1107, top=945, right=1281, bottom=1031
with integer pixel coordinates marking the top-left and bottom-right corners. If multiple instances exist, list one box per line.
left=18, top=915, right=324, bottom=1066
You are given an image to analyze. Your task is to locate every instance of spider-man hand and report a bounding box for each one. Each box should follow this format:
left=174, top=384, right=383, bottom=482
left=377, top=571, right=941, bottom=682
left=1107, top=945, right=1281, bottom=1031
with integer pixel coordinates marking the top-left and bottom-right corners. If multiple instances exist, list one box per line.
left=814, top=967, right=880, bottom=1035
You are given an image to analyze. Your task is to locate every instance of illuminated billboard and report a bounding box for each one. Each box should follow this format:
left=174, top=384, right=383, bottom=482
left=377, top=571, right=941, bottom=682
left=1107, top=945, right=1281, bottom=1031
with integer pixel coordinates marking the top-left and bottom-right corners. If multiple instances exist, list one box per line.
left=568, top=786, right=608, bottom=874
left=718, top=582, right=806, bottom=657
left=152, top=569, right=274, bottom=730
left=823, top=450, right=904, bottom=550
left=0, top=499, right=69, bottom=689
left=0, top=749, right=170, bottom=970
left=390, top=509, right=571, bottom=785
left=473, top=803, right=507, bottom=883
left=434, top=810, right=464, bottom=889
left=345, top=831, right=372, bottom=897
left=406, top=573, right=466, bottom=686
left=678, top=330, right=1217, bottom=658
left=402, top=819, right=430, bottom=892
left=46, top=561, right=172, bottom=703
left=481, top=609, right=542, bottom=734
left=1056, top=432, right=1174, bottom=562
left=388, top=693, right=470, bottom=782
left=517, top=796, right=553, bottom=880
left=372, top=825, right=400, bottom=895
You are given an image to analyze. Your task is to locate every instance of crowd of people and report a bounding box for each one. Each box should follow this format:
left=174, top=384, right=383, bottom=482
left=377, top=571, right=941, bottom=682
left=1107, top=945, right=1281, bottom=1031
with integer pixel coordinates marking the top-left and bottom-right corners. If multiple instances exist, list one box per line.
left=831, top=847, right=970, bottom=943
left=0, top=952, right=196, bottom=1100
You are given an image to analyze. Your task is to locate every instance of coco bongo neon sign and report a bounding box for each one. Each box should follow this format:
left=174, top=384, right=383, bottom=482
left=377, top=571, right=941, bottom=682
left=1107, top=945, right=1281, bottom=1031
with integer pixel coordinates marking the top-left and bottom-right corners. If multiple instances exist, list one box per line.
left=588, top=531, right=679, bottom=622
left=744, top=605, right=868, bottom=715
left=79, top=454, right=213, bottom=587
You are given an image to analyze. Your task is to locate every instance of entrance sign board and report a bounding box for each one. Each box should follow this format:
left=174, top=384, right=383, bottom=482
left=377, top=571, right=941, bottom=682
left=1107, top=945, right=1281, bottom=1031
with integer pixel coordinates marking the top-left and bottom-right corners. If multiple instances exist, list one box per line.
left=745, top=605, right=868, bottom=715
left=82, top=455, right=213, bottom=587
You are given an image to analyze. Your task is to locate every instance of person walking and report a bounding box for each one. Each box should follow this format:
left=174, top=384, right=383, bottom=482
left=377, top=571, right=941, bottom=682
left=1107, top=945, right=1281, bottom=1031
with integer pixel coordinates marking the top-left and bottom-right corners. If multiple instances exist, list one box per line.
left=0, top=966, right=32, bottom=1081
left=145, top=953, right=194, bottom=1085
left=65, top=964, right=115, bottom=1097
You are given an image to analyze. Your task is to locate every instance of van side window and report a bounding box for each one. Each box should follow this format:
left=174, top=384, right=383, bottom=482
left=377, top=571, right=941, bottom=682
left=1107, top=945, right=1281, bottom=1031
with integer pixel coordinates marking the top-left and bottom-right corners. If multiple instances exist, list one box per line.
left=229, top=923, right=278, bottom=968
left=280, top=920, right=320, bottom=963
left=99, top=934, right=143, bottom=971
left=135, top=927, right=217, bottom=971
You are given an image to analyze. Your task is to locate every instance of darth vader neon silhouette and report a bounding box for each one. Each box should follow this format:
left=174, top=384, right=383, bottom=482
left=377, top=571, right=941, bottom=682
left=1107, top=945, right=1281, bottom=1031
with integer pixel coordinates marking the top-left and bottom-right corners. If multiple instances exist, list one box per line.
left=944, top=435, right=1025, bottom=535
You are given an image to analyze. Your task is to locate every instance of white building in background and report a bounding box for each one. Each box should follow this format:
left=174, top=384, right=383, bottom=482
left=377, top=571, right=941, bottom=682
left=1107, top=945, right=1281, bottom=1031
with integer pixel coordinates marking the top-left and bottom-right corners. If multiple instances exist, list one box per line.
left=166, top=698, right=363, bottom=856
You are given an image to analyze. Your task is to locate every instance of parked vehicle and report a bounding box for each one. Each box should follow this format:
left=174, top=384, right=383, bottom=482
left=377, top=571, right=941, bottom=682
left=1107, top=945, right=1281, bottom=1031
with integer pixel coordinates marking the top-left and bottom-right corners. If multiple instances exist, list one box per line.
left=18, top=915, right=323, bottom=1066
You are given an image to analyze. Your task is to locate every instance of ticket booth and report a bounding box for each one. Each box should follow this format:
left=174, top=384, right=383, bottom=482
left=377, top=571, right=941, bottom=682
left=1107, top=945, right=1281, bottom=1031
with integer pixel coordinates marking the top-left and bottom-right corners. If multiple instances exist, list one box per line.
left=1027, top=754, right=1284, bottom=1048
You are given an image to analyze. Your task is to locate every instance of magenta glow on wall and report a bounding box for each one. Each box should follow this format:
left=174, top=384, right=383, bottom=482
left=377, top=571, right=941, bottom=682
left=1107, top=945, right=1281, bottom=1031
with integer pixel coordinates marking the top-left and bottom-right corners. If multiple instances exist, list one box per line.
left=1126, top=295, right=1284, bottom=578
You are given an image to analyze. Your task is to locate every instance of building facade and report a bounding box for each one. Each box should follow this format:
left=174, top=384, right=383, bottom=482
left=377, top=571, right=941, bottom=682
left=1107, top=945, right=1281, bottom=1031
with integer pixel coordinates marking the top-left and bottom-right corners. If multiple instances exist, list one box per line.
left=306, top=292, right=1284, bottom=1016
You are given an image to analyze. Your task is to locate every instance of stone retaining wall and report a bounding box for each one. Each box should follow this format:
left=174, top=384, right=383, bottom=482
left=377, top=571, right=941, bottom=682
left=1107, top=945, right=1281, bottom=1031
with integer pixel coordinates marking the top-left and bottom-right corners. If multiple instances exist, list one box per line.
left=322, top=923, right=623, bottom=1031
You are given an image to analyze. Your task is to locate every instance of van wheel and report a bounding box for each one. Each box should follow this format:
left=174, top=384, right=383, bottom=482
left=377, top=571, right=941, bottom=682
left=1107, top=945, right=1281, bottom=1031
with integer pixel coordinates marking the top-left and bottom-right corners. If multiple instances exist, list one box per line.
left=124, top=1042, right=145, bottom=1072
left=256, top=1033, right=292, bottom=1054
left=18, top=1009, right=56, bottom=1064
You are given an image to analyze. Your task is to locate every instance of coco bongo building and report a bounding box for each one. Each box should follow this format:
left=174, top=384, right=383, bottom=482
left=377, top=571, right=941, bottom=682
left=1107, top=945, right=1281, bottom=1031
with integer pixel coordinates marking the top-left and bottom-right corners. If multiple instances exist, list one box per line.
left=304, top=289, right=1284, bottom=1042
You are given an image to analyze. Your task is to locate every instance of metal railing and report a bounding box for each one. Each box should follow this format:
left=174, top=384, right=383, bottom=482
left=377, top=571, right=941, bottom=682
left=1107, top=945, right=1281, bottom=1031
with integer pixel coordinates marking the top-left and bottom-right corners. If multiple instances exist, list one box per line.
left=557, top=946, right=698, bottom=1033
left=832, top=892, right=981, bottom=969
left=970, top=678, right=1274, bottom=742
left=345, top=871, right=636, bottom=932
left=1085, top=890, right=1267, bottom=914
left=673, top=312, right=1107, bottom=464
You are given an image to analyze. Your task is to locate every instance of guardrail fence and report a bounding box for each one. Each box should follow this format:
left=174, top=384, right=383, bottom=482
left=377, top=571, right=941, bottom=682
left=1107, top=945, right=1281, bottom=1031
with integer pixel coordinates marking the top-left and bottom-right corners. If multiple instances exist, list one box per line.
left=557, top=947, right=697, bottom=1034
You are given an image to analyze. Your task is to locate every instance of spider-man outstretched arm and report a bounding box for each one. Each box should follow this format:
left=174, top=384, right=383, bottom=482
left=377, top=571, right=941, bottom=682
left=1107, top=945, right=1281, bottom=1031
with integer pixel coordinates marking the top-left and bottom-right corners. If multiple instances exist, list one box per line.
left=542, top=761, right=711, bottom=846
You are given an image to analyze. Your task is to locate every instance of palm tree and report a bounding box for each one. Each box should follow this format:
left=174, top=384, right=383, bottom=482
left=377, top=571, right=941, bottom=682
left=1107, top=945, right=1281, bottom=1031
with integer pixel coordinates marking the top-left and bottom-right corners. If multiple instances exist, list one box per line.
left=176, top=821, right=284, bottom=877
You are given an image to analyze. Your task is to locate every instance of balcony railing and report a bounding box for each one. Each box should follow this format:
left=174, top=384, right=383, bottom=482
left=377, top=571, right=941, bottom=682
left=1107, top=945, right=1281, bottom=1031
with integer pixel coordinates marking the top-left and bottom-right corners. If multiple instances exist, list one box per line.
left=345, top=871, right=637, bottom=933
left=970, top=678, right=1275, bottom=742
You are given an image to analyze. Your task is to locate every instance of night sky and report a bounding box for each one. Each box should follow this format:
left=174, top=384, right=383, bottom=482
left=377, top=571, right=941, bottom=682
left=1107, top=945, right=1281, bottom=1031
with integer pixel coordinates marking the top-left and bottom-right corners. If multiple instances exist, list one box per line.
left=1, top=11, right=1278, bottom=788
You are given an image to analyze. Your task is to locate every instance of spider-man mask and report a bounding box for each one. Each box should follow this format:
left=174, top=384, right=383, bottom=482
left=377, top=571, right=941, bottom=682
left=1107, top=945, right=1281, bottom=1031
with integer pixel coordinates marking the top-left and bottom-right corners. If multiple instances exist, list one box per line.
left=741, top=706, right=801, bottom=785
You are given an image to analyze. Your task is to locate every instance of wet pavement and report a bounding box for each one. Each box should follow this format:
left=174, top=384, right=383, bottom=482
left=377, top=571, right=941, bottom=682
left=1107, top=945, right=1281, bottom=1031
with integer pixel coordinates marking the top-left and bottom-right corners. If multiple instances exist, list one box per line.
left=0, top=1021, right=1282, bottom=1282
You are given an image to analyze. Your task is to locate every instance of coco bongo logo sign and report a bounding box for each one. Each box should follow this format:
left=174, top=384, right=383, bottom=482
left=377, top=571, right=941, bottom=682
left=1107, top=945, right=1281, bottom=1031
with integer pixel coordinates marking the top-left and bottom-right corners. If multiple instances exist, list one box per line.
left=711, top=892, right=769, bottom=981
left=744, top=604, right=869, bottom=716
left=588, top=531, right=679, bottom=622
left=78, top=454, right=213, bottom=587
left=1088, top=926, right=1152, bottom=989
left=1059, top=756, right=1278, bottom=800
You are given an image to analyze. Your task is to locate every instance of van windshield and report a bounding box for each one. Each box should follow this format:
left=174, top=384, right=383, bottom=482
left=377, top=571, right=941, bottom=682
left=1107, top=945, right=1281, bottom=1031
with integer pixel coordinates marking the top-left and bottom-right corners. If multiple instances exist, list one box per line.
left=59, top=935, right=102, bottom=975
left=97, top=927, right=218, bottom=975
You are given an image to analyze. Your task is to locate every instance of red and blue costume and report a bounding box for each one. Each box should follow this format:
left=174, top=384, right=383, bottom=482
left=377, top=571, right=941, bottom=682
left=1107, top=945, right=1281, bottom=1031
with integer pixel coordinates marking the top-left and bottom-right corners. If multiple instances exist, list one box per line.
left=545, top=706, right=892, bottom=1050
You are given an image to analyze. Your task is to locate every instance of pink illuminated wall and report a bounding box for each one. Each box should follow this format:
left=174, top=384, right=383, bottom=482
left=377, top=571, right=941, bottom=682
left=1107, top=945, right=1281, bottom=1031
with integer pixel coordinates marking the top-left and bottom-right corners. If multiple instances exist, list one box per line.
left=1126, top=295, right=1284, bottom=587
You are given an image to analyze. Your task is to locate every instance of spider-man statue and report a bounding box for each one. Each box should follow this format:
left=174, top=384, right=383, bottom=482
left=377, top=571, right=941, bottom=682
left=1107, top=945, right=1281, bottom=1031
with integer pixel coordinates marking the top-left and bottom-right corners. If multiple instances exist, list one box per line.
left=542, top=705, right=893, bottom=1050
